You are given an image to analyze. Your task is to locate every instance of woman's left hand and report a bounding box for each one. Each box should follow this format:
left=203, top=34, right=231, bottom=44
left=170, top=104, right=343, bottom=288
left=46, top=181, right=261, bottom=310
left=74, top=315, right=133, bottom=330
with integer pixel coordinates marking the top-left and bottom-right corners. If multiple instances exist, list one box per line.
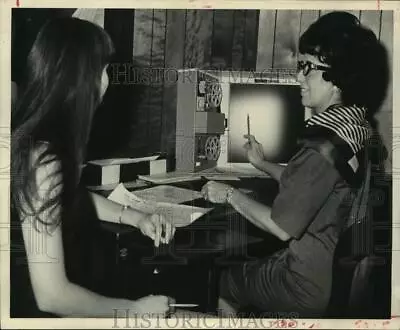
left=137, top=213, right=176, bottom=247
left=201, top=181, right=233, bottom=204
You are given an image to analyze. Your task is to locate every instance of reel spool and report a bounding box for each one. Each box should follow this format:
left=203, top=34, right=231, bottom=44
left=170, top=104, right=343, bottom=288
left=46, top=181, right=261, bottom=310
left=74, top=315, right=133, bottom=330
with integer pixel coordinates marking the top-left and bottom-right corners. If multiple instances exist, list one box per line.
left=205, top=82, right=222, bottom=109
left=197, top=135, right=221, bottom=161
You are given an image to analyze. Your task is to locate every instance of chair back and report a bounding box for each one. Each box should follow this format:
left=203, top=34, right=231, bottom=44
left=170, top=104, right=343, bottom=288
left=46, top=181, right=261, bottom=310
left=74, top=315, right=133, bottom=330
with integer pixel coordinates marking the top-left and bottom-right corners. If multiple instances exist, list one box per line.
left=326, top=157, right=381, bottom=317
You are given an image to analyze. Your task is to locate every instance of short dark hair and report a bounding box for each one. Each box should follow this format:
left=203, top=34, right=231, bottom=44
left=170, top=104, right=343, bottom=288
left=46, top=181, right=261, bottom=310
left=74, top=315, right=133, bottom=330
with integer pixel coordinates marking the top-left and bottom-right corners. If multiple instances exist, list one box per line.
left=299, top=11, right=389, bottom=117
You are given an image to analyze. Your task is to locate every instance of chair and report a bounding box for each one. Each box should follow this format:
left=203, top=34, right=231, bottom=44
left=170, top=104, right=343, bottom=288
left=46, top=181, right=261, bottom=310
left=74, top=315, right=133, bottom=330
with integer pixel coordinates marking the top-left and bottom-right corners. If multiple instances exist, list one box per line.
left=325, top=159, right=390, bottom=318
left=325, top=219, right=386, bottom=318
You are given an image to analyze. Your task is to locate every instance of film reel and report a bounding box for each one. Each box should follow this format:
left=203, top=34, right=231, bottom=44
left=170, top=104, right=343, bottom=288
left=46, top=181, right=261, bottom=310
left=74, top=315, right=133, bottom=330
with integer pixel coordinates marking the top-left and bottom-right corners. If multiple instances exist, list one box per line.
left=198, top=135, right=221, bottom=161
left=205, top=136, right=221, bottom=160
left=206, top=82, right=222, bottom=108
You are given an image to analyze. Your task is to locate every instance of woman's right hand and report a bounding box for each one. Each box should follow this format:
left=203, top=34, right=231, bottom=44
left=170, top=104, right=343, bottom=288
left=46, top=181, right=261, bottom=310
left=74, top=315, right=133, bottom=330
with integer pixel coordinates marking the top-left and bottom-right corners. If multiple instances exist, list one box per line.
left=137, top=213, right=176, bottom=247
left=243, top=134, right=265, bottom=166
left=132, top=295, right=175, bottom=317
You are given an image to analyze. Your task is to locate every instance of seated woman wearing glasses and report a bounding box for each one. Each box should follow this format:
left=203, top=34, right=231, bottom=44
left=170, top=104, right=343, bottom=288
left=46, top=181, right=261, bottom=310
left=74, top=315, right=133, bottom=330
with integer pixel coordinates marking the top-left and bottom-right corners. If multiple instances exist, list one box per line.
left=201, top=11, right=387, bottom=317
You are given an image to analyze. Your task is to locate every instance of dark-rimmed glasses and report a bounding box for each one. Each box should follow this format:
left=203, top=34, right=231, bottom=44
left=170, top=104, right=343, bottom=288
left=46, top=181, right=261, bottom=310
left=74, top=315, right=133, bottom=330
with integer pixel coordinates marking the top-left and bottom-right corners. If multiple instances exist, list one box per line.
left=297, top=60, right=330, bottom=76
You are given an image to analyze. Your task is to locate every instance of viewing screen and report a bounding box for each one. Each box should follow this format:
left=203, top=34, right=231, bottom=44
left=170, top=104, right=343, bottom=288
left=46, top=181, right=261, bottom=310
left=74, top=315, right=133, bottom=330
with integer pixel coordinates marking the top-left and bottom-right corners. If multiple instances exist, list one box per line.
left=227, top=83, right=305, bottom=163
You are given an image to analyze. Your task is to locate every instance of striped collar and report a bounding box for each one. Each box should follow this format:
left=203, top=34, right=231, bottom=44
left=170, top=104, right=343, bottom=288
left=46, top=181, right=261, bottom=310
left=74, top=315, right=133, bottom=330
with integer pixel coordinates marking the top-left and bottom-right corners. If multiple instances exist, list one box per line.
left=302, top=104, right=371, bottom=182
left=305, top=104, right=371, bottom=156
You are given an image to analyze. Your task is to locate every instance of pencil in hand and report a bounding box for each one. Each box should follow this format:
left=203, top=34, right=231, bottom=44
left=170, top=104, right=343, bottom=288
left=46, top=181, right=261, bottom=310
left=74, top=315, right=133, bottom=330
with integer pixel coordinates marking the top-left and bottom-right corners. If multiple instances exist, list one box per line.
left=247, top=114, right=251, bottom=139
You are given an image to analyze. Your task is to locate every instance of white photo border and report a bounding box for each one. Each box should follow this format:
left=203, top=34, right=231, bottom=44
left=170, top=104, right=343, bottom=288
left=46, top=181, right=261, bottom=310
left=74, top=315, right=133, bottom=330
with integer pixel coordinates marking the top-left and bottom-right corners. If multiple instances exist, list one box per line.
left=1, top=0, right=399, bottom=328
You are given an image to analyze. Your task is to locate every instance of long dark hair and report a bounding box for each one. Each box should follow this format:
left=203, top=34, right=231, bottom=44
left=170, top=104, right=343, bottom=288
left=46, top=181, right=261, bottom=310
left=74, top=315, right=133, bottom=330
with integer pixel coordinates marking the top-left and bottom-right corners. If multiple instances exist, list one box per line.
left=11, top=17, right=114, bottom=228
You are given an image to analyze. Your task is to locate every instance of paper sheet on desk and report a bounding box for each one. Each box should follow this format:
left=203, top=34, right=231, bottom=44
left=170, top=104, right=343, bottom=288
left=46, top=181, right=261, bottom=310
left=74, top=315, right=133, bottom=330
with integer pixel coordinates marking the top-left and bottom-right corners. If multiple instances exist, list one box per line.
left=107, top=183, right=213, bottom=227
left=138, top=172, right=201, bottom=184
left=88, top=155, right=159, bottom=166
left=132, top=185, right=204, bottom=204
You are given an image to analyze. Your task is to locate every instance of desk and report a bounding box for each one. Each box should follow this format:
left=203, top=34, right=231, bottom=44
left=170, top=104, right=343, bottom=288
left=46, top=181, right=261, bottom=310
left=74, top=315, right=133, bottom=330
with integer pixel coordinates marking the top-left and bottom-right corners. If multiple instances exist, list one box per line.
left=86, top=177, right=286, bottom=314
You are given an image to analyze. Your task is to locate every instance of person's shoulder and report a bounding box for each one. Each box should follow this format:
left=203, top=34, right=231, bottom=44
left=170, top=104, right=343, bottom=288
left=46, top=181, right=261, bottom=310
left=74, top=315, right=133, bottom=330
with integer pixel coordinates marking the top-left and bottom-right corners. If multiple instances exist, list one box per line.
left=299, top=138, right=365, bottom=187
left=289, top=139, right=336, bottom=167
left=302, top=139, right=337, bottom=167
left=282, top=142, right=338, bottom=185
left=283, top=139, right=343, bottom=183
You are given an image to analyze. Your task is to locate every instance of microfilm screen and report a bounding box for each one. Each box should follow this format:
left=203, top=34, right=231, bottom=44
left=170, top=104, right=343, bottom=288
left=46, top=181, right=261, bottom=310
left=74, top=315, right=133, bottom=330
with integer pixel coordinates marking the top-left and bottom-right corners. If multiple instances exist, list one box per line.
left=227, top=83, right=305, bottom=164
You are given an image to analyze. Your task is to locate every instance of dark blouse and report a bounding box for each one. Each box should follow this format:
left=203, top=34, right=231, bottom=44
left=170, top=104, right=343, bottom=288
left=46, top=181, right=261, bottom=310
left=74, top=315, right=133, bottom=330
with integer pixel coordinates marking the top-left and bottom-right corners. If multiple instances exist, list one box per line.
left=270, top=144, right=355, bottom=308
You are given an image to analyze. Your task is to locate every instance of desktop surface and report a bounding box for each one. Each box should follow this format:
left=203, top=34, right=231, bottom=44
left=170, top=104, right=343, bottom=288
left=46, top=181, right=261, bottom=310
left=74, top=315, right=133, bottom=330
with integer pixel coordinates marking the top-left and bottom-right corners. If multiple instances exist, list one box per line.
left=92, top=176, right=285, bottom=279
left=137, top=166, right=274, bottom=185
left=85, top=176, right=284, bottom=313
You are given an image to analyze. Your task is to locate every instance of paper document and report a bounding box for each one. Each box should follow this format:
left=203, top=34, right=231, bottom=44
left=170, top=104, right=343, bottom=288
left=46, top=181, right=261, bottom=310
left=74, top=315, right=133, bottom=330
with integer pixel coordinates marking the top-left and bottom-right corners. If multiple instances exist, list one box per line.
left=138, top=172, right=202, bottom=184
left=108, top=183, right=212, bottom=227
left=86, top=180, right=150, bottom=192
left=215, top=166, right=271, bottom=177
left=133, top=185, right=203, bottom=204
left=88, top=155, right=159, bottom=167
left=202, top=174, right=241, bottom=181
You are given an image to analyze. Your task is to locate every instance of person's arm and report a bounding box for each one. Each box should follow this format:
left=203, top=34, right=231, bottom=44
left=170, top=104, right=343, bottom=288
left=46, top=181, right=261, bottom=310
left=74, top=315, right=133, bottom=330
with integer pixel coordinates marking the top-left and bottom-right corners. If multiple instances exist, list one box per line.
left=89, top=191, right=146, bottom=227
left=201, top=181, right=290, bottom=241
left=202, top=148, right=342, bottom=242
left=232, top=148, right=342, bottom=241
left=88, top=191, right=174, bottom=246
left=20, top=158, right=171, bottom=317
left=21, top=219, right=136, bottom=317
left=22, top=219, right=172, bottom=317
left=250, top=159, right=286, bottom=182
left=243, top=134, right=286, bottom=182
left=227, top=188, right=291, bottom=241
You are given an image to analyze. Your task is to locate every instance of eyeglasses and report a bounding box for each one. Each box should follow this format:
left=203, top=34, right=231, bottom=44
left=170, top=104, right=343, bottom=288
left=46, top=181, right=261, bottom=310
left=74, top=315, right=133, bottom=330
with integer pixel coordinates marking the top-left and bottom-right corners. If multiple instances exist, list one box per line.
left=297, top=60, right=330, bottom=76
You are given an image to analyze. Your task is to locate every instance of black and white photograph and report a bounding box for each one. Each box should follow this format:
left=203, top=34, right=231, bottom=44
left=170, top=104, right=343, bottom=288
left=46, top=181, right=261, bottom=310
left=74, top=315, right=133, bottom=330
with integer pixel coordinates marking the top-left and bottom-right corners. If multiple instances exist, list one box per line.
left=1, top=1, right=399, bottom=328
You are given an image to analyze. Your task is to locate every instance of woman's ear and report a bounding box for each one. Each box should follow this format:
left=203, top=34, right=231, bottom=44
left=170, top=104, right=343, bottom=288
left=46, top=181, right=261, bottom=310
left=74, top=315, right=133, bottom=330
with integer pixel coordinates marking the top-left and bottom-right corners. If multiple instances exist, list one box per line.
left=331, top=84, right=342, bottom=102
left=333, top=84, right=341, bottom=94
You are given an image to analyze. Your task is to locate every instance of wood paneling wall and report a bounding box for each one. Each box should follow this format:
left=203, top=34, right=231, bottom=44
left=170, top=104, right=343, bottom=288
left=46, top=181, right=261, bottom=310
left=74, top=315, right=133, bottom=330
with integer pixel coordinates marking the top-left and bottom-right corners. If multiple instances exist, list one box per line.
left=100, top=9, right=259, bottom=159
left=96, top=9, right=392, bottom=173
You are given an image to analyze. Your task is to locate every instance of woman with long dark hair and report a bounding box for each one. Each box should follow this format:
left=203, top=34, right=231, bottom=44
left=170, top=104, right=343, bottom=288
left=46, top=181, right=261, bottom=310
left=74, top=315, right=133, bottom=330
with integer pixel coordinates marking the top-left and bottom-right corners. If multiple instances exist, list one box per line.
left=11, top=17, right=175, bottom=317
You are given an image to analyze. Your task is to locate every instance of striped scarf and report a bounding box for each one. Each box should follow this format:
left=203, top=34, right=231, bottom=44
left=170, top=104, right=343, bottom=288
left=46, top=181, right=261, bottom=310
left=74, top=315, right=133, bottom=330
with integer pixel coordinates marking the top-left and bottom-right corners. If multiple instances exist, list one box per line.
left=305, top=104, right=371, bottom=173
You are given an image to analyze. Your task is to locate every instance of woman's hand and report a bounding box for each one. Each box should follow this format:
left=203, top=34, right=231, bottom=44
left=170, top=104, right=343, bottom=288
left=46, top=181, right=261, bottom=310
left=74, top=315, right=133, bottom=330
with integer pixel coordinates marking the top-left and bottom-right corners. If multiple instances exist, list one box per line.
left=137, top=213, right=176, bottom=247
left=132, top=295, right=175, bottom=317
left=243, top=134, right=265, bottom=167
left=201, top=181, right=234, bottom=204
